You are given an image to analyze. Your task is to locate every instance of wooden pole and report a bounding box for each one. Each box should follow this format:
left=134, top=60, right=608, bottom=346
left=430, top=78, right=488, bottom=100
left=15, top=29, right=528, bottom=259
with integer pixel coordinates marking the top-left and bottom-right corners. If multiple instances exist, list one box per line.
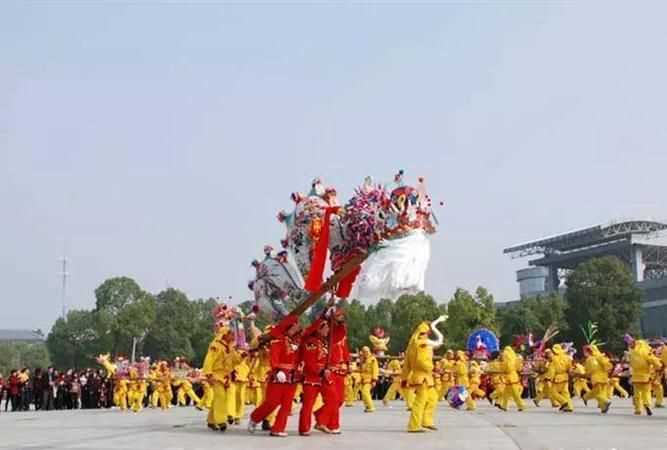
left=289, top=251, right=369, bottom=317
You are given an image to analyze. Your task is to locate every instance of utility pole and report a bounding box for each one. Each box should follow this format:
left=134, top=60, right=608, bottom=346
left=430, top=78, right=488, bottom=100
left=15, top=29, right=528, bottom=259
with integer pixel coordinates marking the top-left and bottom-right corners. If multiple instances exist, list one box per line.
left=60, top=255, right=69, bottom=320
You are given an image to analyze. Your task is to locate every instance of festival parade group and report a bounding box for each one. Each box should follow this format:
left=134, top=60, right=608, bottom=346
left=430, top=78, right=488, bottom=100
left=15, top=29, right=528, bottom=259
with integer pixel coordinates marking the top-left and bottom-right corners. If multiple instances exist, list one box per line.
left=4, top=172, right=667, bottom=436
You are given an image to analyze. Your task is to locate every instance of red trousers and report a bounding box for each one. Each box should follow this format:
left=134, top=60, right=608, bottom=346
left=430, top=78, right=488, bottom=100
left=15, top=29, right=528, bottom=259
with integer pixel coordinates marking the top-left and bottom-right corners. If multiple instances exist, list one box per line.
left=315, top=373, right=345, bottom=430
left=250, top=382, right=297, bottom=433
left=298, top=384, right=321, bottom=433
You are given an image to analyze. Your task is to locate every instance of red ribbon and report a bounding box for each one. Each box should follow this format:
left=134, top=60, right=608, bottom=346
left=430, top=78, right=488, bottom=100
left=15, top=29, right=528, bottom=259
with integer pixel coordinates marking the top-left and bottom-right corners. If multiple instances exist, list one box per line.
left=304, top=207, right=337, bottom=292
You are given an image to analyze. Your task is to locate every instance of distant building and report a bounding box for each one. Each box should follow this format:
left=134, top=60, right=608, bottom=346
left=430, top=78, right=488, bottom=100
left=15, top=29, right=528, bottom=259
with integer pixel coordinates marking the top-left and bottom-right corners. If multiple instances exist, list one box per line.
left=504, top=220, right=667, bottom=337
left=0, top=329, right=46, bottom=343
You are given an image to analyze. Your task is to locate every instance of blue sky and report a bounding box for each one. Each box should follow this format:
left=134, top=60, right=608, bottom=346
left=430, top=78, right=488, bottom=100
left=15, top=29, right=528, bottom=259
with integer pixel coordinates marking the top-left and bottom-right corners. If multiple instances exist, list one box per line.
left=2, top=1, right=666, bottom=331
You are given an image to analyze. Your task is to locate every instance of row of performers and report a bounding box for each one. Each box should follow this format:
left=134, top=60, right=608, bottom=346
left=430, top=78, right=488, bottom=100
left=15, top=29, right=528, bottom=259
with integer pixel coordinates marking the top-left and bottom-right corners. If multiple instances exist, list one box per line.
left=201, top=307, right=449, bottom=435
left=97, top=312, right=667, bottom=435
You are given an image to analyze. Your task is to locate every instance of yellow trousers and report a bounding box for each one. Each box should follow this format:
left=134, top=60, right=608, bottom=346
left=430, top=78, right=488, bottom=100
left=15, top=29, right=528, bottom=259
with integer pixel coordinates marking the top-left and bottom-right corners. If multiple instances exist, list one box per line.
left=534, top=381, right=558, bottom=407
left=177, top=386, right=201, bottom=406
left=344, top=382, right=355, bottom=406
left=633, top=382, right=651, bottom=414
left=652, top=381, right=663, bottom=407
left=114, top=389, right=128, bottom=411
left=127, top=389, right=143, bottom=412
left=500, top=383, right=525, bottom=411
left=609, top=378, right=629, bottom=399
left=232, top=382, right=247, bottom=419
left=584, top=383, right=610, bottom=410
left=407, top=384, right=437, bottom=432
left=207, top=383, right=230, bottom=426
left=573, top=380, right=590, bottom=398
left=157, top=390, right=170, bottom=410
left=404, top=386, right=416, bottom=410
left=150, top=388, right=158, bottom=408
left=490, top=382, right=505, bottom=403
left=199, top=384, right=214, bottom=409
left=361, top=383, right=375, bottom=411
left=383, top=381, right=403, bottom=405
left=465, top=383, right=485, bottom=411
left=550, top=381, right=572, bottom=411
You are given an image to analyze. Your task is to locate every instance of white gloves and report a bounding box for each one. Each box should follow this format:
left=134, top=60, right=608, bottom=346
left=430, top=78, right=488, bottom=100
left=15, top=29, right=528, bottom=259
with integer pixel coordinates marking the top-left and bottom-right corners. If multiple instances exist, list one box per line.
left=276, top=371, right=287, bottom=383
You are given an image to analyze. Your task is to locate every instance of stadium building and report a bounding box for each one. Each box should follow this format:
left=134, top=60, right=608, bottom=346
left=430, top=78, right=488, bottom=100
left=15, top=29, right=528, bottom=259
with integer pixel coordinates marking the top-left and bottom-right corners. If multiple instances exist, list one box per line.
left=503, top=220, right=667, bottom=337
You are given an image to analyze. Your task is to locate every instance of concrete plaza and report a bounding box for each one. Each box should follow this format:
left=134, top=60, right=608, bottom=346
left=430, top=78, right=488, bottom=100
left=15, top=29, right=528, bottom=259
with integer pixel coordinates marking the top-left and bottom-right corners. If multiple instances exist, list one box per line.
left=1, top=398, right=666, bottom=450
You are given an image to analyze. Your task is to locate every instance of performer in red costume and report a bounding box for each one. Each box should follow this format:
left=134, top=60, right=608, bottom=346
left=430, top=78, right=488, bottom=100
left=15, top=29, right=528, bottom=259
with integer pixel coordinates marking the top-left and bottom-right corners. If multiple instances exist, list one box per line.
left=247, top=314, right=302, bottom=437
left=315, top=305, right=349, bottom=434
left=298, top=318, right=330, bottom=436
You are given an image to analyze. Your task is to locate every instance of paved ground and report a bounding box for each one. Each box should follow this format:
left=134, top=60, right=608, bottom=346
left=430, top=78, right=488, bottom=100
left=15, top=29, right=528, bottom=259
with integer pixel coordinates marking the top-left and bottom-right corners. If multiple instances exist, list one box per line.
left=2, top=398, right=667, bottom=450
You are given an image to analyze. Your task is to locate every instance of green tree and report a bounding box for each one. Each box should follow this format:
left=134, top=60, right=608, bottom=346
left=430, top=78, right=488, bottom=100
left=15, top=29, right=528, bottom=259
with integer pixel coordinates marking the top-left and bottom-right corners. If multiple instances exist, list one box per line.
left=46, top=309, right=100, bottom=369
left=345, top=299, right=369, bottom=352
left=444, top=287, right=497, bottom=349
left=0, top=342, right=51, bottom=375
left=390, top=293, right=443, bottom=354
left=143, top=288, right=195, bottom=361
left=95, top=276, right=144, bottom=314
left=94, top=277, right=155, bottom=355
left=565, top=256, right=641, bottom=354
left=496, top=293, right=567, bottom=347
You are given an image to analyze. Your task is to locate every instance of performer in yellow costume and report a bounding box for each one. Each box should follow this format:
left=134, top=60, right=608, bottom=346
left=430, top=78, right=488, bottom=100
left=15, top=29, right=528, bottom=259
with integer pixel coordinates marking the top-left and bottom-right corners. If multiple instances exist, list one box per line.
left=383, top=358, right=404, bottom=406
left=608, top=359, right=629, bottom=399
left=649, top=348, right=664, bottom=408
left=247, top=351, right=263, bottom=407
left=453, top=351, right=475, bottom=411
left=176, top=372, right=201, bottom=407
left=582, top=344, right=612, bottom=413
left=359, top=346, right=379, bottom=412
left=468, top=360, right=486, bottom=409
left=487, top=352, right=506, bottom=406
left=97, top=354, right=129, bottom=411
left=148, top=364, right=160, bottom=408
left=499, top=346, right=524, bottom=412
left=202, top=324, right=241, bottom=431
left=127, top=367, right=146, bottom=413
left=402, top=315, right=446, bottom=433
left=154, top=361, right=173, bottom=410
left=344, top=362, right=357, bottom=407
left=549, top=344, right=573, bottom=412
left=571, top=360, right=590, bottom=400
left=532, top=350, right=557, bottom=408
left=628, top=338, right=661, bottom=416
left=438, top=350, right=456, bottom=401
left=229, top=352, right=250, bottom=424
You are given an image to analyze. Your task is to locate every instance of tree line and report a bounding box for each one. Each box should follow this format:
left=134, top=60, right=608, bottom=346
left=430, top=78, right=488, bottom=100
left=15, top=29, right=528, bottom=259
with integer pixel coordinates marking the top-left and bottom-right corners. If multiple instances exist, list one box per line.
left=37, top=256, right=643, bottom=370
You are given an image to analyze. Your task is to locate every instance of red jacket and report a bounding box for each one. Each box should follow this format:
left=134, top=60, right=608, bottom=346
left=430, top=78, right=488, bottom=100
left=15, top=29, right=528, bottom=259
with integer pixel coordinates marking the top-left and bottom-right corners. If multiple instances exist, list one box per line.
left=328, top=321, right=350, bottom=372
left=268, top=315, right=300, bottom=372
left=8, top=374, right=20, bottom=396
left=299, top=330, right=329, bottom=385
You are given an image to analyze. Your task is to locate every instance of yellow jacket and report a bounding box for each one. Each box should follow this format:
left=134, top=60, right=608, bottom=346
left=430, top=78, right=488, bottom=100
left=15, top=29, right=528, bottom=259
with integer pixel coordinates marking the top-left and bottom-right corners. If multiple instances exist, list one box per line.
left=501, top=346, right=520, bottom=384
left=386, top=359, right=402, bottom=382
left=629, top=340, right=661, bottom=384
left=454, top=353, right=470, bottom=387
left=234, top=359, right=250, bottom=383
left=202, top=329, right=241, bottom=384
left=469, top=361, right=482, bottom=385
left=551, top=345, right=572, bottom=383
left=402, top=322, right=434, bottom=387
left=441, top=358, right=455, bottom=383
left=360, top=355, right=379, bottom=384
left=584, top=345, right=611, bottom=385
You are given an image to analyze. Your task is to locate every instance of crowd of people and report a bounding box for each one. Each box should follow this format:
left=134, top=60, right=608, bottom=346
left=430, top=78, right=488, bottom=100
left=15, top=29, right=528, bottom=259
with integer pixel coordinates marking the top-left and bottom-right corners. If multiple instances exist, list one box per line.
left=3, top=305, right=667, bottom=438
left=0, top=367, right=114, bottom=412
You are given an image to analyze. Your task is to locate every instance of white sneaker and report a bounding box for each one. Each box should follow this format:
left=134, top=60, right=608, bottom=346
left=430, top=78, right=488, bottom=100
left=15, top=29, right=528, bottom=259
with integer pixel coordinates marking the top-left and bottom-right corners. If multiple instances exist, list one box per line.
left=247, top=420, right=258, bottom=433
